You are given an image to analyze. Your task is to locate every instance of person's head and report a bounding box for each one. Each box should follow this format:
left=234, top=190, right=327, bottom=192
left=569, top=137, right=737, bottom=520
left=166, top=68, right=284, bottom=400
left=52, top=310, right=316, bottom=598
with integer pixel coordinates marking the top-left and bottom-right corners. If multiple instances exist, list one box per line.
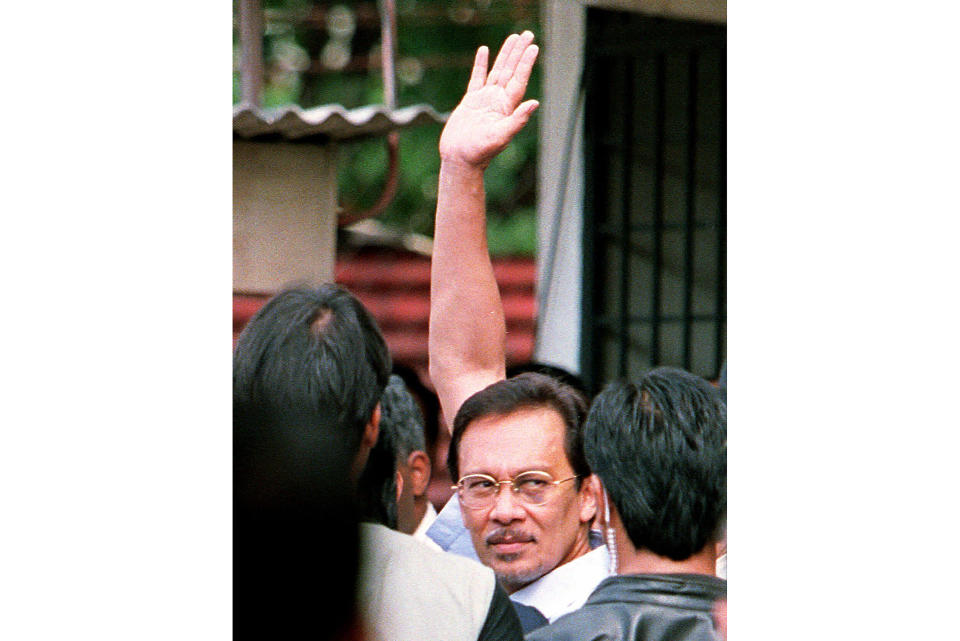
left=358, top=374, right=432, bottom=533
left=447, top=372, right=597, bottom=593
left=584, top=367, right=726, bottom=562
left=233, top=284, right=391, bottom=475
left=391, top=362, right=441, bottom=455
left=233, top=284, right=391, bottom=638
left=505, top=361, right=587, bottom=397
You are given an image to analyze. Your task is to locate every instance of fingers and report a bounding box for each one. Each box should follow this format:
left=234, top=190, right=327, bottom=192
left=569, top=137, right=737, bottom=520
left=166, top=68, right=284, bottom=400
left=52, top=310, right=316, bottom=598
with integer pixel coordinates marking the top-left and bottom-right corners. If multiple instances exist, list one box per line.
left=504, top=43, right=539, bottom=104
left=466, top=46, right=489, bottom=94
left=485, top=31, right=537, bottom=94
left=486, top=33, right=519, bottom=87
left=514, top=99, right=540, bottom=122
left=497, top=31, right=535, bottom=88
left=500, top=99, right=539, bottom=140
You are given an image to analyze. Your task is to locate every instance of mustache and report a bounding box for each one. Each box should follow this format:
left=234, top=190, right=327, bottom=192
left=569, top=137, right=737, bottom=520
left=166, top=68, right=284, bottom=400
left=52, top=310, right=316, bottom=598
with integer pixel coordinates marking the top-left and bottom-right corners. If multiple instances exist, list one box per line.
left=485, top=528, right=536, bottom=545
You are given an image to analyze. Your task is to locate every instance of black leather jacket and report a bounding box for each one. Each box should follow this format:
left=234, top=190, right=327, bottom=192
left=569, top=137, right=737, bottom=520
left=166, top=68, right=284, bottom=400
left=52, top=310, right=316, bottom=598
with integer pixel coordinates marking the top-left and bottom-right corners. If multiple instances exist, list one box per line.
left=525, top=574, right=725, bottom=641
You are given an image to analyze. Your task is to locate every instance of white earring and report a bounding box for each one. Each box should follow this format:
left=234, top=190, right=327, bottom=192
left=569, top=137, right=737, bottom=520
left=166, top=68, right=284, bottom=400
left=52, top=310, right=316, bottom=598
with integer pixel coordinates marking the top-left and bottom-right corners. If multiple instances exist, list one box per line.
left=603, top=489, right=618, bottom=575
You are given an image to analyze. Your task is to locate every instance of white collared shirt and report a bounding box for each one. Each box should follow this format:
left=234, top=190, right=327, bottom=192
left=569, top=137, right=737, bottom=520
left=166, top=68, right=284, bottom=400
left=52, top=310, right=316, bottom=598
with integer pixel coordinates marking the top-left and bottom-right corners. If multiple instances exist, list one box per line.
left=412, top=502, right=443, bottom=551
left=509, top=545, right=610, bottom=622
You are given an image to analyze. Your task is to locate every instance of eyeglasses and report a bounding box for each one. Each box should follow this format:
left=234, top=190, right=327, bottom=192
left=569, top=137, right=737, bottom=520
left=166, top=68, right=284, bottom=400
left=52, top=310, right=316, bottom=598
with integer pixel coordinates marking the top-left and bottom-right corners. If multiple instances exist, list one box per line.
left=452, top=471, right=580, bottom=509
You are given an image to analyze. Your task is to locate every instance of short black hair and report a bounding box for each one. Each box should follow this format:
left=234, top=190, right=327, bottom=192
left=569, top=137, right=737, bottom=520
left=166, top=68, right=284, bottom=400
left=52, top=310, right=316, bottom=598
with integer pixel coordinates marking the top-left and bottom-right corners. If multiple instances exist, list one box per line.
left=391, top=362, right=441, bottom=453
left=357, top=374, right=426, bottom=528
left=447, top=372, right=590, bottom=483
left=233, top=284, right=390, bottom=639
left=505, top=361, right=587, bottom=396
left=584, top=367, right=726, bottom=561
left=381, top=374, right=427, bottom=458
left=233, top=284, right=391, bottom=456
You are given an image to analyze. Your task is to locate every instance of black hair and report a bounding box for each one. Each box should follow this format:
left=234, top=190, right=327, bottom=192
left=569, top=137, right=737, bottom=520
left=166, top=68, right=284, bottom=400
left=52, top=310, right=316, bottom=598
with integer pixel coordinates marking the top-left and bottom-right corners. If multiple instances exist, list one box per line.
left=584, top=367, right=726, bottom=561
left=380, top=374, right=427, bottom=457
left=233, top=284, right=391, bottom=456
left=233, top=284, right=390, bottom=639
left=391, top=362, right=441, bottom=453
left=234, top=406, right=360, bottom=639
left=505, top=361, right=588, bottom=396
left=357, top=374, right=426, bottom=528
left=447, top=372, right=590, bottom=484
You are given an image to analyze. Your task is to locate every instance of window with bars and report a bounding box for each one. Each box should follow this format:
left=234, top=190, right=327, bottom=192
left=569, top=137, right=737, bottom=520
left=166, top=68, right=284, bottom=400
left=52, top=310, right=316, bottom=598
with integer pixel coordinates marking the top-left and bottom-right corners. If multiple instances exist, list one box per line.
left=581, top=10, right=726, bottom=394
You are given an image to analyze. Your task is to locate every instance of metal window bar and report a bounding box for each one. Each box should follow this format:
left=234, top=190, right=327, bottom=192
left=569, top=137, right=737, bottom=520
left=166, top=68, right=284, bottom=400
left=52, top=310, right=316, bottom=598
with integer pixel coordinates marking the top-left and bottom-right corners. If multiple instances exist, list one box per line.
left=582, top=10, right=725, bottom=392
left=618, top=56, right=635, bottom=378
left=651, top=52, right=666, bottom=367
left=683, top=51, right=699, bottom=369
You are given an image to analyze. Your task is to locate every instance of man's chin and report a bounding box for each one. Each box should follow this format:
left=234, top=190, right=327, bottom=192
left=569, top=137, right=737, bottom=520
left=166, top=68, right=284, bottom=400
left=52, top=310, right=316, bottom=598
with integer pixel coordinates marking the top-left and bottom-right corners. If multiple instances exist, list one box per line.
left=490, top=560, right=547, bottom=593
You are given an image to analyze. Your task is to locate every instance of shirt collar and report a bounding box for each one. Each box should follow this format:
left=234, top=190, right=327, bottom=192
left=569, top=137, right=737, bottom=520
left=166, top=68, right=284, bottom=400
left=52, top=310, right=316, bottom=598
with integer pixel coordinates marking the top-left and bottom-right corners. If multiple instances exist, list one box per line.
left=412, top=501, right=438, bottom=540
left=509, top=545, right=610, bottom=622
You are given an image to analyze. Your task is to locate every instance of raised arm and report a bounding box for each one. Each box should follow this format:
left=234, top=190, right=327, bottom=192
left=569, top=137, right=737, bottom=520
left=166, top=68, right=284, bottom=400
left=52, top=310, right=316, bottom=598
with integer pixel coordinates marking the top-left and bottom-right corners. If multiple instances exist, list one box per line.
left=428, top=32, right=540, bottom=433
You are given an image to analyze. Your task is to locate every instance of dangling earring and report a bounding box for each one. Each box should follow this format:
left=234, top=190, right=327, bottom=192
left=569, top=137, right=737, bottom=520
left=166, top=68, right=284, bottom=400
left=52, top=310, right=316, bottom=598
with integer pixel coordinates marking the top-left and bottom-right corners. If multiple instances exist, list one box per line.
left=603, top=489, right=618, bottom=575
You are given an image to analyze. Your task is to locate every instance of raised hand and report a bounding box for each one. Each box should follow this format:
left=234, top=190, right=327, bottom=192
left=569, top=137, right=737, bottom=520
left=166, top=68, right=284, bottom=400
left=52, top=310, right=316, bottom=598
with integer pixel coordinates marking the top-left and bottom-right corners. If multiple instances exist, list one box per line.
left=438, top=31, right=540, bottom=168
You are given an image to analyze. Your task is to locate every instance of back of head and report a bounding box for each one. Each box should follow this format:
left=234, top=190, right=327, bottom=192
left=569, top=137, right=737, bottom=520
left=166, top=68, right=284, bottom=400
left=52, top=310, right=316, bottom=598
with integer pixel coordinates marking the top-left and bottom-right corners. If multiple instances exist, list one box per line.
left=357, top=374, right=427, bottom=528
left=233, top=284, right=391, bottom=456
left=233, top=284, right=390, bottom=639
left=381, top=373, right=428, bottom=459
left=448, top=372, right=590, bottom=482
left=391, top=362, right=441, bottom=452
left=584, top=367, right=726, bottom=561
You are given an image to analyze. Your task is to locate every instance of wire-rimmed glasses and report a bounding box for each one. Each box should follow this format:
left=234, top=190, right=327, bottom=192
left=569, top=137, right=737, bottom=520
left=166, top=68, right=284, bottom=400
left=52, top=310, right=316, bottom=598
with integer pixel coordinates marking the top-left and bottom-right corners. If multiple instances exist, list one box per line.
left=452, top=470, right=579, bottom=509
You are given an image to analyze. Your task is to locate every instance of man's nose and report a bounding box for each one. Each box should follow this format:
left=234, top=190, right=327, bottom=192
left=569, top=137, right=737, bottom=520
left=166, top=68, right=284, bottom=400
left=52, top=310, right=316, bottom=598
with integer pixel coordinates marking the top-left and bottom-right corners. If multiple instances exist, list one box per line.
left=488, top=483, right=526, bottom=523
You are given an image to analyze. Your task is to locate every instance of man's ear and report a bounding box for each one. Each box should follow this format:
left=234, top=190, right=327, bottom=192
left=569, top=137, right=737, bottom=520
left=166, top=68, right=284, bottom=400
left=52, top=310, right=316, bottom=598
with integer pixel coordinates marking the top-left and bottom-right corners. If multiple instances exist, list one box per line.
left=405, top=450, right=432, bottom=497
left=362, top=403, right=381, bottom=450
left=351, top=403, right=382, bottom=480
left=578, top=473, right=600, bottom=524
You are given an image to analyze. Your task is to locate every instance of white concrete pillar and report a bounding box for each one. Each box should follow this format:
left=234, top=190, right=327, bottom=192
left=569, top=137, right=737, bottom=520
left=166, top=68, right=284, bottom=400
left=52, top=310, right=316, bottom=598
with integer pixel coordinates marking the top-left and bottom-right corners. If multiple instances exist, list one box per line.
left=233, top=141, right=338, bottom=292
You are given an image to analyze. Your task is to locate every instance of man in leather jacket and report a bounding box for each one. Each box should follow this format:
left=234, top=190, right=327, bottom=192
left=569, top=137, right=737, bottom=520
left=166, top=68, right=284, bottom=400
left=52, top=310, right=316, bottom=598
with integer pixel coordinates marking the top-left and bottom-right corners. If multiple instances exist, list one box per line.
left=526, top=368, right=726, bottom=641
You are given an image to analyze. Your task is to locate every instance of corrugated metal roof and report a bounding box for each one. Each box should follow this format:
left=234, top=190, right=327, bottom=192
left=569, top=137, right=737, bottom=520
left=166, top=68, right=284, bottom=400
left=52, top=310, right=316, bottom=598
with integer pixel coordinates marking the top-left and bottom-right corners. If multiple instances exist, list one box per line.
left=233, top=103, right=447, bottom=142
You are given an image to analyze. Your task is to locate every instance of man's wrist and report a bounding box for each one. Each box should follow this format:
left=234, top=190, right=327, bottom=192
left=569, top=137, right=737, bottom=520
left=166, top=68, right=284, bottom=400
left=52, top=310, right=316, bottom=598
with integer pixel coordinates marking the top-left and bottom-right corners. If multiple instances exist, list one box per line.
left=440, top=154, right=490, bottom=176
left=439, top=155, right=489, bottom=174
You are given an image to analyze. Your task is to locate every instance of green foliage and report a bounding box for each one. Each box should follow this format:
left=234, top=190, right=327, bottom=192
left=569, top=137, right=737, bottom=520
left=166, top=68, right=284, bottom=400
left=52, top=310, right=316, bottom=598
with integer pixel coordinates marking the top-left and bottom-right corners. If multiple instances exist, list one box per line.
left=486, top=207, right=538, bottom=256
left=234, top=0, right=541, bottom=255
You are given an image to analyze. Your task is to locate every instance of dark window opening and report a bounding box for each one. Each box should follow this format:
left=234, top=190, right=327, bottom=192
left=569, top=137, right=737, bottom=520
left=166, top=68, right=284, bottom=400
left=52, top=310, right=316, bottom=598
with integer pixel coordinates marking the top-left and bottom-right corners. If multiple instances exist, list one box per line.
left=582, top=10, right=726, bottom=393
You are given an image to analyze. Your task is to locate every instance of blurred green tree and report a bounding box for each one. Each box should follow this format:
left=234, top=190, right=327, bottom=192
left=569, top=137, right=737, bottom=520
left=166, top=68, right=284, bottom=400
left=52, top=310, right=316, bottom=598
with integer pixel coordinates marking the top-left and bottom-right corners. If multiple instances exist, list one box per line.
left=234, top=0, right=541, bottom=255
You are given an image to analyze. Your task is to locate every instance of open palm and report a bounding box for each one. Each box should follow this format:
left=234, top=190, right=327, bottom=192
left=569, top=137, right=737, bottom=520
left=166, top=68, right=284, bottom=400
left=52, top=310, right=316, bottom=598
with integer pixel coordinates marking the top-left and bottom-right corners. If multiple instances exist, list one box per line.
left=439, top=32, right=540, bottom=168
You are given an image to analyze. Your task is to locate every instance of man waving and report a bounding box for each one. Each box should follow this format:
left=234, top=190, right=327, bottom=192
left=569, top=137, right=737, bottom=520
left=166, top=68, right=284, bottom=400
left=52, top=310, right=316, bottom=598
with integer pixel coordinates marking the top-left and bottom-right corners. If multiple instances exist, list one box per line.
left=427, top=33, right=609, bottom=630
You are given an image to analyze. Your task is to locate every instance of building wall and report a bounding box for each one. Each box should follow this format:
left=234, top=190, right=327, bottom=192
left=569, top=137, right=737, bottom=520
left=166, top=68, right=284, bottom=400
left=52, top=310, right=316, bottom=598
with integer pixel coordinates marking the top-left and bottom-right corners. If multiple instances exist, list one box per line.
left=233, top=141, right=338, bottom=292
left=537, top=0, right=725, bottom=377
left=536, top=0, right=588, bottom=375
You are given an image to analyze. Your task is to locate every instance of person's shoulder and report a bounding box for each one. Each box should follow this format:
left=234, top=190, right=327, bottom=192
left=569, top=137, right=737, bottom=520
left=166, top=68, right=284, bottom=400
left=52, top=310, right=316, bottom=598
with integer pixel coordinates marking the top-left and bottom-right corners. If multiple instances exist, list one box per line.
left=524, top=607, right=594, bottom=641
left=359, top=524, right=502, bottom=641
left=363, top=522, right=494, bottom=584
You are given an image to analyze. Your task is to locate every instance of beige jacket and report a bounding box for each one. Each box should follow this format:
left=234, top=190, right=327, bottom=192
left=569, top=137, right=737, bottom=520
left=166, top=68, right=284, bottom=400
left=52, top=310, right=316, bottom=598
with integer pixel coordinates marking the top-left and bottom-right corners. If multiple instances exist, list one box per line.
left=359, top=523, right=495, bottom=641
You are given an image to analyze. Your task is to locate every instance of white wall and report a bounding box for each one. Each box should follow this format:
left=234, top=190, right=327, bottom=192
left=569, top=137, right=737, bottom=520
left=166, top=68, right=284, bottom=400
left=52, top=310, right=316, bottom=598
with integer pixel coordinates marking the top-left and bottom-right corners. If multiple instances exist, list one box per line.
left=535, top=0, right=588, bottom=375
left=233, top=141, right=338, bottom=293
